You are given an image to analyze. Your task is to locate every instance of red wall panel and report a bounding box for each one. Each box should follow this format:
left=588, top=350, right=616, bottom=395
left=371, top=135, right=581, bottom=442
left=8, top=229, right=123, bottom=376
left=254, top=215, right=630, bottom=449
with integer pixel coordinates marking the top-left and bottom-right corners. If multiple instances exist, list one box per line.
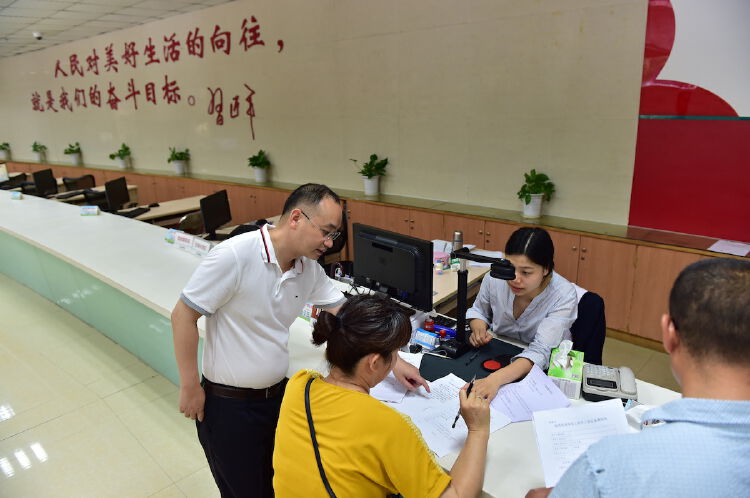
left=630, top=118, right=750, bottom=242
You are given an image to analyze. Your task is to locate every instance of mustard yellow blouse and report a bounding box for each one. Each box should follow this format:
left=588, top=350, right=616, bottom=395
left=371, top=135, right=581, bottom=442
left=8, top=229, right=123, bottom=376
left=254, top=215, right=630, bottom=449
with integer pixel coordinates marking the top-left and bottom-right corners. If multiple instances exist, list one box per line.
left=274, top=370, right=451, bottom=498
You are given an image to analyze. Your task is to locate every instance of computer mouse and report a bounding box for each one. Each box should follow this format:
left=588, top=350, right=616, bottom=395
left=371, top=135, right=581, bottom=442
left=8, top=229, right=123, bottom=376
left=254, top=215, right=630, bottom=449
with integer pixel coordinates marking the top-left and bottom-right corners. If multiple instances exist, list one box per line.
left=149, top=202, right=160, bottom=207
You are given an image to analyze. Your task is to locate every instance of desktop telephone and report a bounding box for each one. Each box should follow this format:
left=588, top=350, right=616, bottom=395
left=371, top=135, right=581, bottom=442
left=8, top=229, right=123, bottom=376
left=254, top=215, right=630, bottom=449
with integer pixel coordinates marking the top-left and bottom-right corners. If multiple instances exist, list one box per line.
left=582, top=365, right=637, bottom=402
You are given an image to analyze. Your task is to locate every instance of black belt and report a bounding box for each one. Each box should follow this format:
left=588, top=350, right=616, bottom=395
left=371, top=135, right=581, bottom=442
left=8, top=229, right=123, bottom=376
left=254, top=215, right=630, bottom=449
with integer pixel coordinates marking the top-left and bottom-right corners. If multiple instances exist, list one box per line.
left=201, top=377, right=287, bottom=400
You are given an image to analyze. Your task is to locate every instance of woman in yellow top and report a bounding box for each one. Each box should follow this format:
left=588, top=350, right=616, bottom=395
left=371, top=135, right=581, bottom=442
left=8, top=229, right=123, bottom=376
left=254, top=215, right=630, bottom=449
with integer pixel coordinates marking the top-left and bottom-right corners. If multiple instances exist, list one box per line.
left=273, top=294, right=490, bottom=498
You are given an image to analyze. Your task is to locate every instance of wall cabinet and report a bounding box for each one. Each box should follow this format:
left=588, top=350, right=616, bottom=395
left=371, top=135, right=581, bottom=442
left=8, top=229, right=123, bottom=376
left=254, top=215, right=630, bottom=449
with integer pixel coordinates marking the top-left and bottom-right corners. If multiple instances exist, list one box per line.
left=629, top=246, right=704, bottom=341
left=442, top=215, right=519, bottom=250
left=346, top=201, right=444, bottom=260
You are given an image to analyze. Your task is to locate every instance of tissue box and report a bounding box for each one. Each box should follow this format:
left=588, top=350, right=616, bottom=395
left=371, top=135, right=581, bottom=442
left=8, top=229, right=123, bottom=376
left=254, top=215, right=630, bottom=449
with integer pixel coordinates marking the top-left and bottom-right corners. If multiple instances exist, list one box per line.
left=547, top=348, right=584, bottom=399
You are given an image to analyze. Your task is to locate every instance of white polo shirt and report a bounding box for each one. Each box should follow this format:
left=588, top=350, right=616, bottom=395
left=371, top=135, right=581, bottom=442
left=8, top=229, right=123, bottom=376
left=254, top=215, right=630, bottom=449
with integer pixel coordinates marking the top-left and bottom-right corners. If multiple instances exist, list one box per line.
left=181, top=224, right=345, bottom=388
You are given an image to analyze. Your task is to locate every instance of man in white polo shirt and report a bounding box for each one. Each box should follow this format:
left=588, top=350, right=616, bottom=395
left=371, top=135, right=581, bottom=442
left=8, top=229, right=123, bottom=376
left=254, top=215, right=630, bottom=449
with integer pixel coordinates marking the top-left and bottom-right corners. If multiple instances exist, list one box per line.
left=171, top=183, right=428, bottom=497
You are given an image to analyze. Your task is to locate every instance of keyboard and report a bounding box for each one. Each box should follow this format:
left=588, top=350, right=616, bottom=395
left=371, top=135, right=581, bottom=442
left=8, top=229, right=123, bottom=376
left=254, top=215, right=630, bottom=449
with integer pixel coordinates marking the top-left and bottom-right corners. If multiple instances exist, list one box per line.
left=56, top=189, right=86, bottom=199
left=119, top=206, right=151, bottom=218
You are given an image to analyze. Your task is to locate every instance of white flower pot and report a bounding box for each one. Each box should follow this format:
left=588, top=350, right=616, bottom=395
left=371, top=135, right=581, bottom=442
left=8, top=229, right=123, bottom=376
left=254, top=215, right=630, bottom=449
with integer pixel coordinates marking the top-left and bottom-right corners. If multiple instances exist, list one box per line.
left=0, top=150, right=9, bottom=161
left=522, top=194, right=544, bottom=218
left=34, top=150, right=46, bottom=163
left=68, top=152, right=82, bottom=166
left=363, top=176, right=379, bottom=196
left=171, top=159, right=188, bottom=175
left=116, top=156, right=131, bottom=169
left=253, top=167, right=268, bottom=183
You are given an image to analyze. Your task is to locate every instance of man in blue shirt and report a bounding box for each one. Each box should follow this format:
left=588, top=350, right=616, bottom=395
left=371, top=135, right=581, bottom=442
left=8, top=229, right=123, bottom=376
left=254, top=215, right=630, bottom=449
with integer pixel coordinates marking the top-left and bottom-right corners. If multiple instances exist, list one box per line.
left=527, top=258, right=750, bottom=498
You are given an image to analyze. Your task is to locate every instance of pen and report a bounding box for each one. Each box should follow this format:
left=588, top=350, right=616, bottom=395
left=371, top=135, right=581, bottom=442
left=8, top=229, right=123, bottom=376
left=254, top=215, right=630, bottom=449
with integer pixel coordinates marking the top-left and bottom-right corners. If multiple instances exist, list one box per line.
left=452, top=375, right=476, bottom=429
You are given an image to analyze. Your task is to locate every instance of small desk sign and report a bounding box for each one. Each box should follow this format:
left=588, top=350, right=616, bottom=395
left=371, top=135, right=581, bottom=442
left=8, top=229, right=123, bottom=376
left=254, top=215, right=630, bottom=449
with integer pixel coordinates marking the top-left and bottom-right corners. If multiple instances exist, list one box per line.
left=79, top=205, right=100, bottom=216
left=191, top=237, right=212, bottom=256
left=10, top=191, right=22, bottom=200
left=174, top=231, right=195, bottom=250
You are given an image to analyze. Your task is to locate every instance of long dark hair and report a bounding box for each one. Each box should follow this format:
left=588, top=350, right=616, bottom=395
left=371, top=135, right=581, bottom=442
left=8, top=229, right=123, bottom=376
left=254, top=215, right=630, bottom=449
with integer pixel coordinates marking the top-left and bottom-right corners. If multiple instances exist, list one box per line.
left=505, top=227, right=555, bottom=273
left=312, top=295, right=412, bottom=375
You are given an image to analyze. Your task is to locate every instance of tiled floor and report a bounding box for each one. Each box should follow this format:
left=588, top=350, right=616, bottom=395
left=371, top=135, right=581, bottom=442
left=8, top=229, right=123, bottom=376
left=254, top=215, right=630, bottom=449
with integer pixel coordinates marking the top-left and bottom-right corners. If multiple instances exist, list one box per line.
left=0, top=274, right=218, bottom=497
left=0, top=273, right=681, bottom=496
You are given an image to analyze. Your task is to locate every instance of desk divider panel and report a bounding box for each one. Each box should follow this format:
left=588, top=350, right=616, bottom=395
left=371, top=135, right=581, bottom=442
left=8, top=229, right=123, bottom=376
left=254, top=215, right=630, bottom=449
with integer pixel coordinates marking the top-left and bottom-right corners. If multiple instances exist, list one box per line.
left=0, top=230, right=201, bottom=385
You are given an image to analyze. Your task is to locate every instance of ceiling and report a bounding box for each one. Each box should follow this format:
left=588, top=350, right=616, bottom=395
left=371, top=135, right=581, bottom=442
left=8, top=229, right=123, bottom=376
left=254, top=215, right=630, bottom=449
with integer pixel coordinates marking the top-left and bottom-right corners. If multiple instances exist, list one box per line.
left=0, top=0, right=235, bottom=59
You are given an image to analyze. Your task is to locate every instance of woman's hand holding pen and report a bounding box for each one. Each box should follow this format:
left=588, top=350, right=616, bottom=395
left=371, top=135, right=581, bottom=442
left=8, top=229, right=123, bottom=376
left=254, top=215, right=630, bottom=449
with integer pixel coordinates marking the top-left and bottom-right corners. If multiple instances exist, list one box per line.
left=459, top=384, right=490, bottom=434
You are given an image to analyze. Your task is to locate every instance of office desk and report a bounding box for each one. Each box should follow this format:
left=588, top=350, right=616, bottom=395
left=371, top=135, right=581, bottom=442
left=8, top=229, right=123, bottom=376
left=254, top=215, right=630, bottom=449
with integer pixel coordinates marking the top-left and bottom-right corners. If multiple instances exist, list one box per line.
left=130, top=195, right=204, bottom=223
left=52, top=184, right=139, bottom=204
left=286, top=316, right=680, bottom=497
left=432, top=265, right=489, bottom=314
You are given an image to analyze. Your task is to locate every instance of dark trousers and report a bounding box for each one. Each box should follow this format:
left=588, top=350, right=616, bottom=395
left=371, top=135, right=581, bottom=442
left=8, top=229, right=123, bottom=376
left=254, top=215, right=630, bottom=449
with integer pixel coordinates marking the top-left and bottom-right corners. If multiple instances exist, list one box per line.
left=197, top=389, right=284, bottom=498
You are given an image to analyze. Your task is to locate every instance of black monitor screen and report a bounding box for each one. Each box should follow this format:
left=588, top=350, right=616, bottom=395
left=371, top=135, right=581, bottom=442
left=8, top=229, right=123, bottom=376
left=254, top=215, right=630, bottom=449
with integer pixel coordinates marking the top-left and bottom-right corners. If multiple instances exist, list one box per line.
left=33, top=169, right=57, bottom=196
left=352, top=223, right=433, bottom=312
left=201, top=189, right=232, bottom=240
left=105, top=177, right=129, bottom=211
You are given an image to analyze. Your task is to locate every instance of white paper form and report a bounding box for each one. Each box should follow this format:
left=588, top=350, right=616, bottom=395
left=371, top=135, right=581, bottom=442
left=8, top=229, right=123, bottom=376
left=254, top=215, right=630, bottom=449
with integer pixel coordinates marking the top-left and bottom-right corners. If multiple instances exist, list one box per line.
left=532, top=398, right=629, bottom=487
left=370, top=352, right=424, bottom=403
left=707, top=239, right=750, bottom=257
left=392, top=374, right=512, bottom=458
left=490, top=365, right=570, bottom=422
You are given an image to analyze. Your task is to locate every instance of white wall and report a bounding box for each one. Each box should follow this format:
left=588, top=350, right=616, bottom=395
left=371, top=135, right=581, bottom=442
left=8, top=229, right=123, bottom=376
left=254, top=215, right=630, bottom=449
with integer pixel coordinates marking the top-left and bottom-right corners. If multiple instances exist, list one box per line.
left=0, top=0, right=648, bottom=225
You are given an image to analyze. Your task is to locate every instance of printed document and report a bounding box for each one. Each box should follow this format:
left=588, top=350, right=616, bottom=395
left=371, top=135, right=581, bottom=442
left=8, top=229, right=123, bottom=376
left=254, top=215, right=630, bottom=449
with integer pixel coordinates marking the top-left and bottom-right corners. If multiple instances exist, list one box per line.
left=533, top=398, right=629, bottom=487
left=391, top=374, right=511, bottom=457
left=490, top=365, right=570, bottom=422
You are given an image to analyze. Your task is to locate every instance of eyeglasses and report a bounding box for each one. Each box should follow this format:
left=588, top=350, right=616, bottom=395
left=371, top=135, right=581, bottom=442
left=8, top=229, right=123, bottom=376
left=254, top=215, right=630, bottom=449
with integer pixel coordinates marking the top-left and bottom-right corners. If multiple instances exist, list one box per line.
left=300, top=210, right=341, bottom=241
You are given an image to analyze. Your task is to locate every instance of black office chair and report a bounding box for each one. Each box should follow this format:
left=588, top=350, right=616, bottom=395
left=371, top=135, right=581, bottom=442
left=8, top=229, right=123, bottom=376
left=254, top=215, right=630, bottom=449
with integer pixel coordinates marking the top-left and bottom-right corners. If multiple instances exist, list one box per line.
left=62, top=174, right=95, bottom=191
left=178, top=211, right=204, bottom=235
left=227, top=218, right=268, bottom=238
left=570, top=291, right=606, bottom=365
left=0, top=172, right=27, bottom=189
left=28, top=169, right=58, bottom=197
left=83, top=189, right=108, bottom=210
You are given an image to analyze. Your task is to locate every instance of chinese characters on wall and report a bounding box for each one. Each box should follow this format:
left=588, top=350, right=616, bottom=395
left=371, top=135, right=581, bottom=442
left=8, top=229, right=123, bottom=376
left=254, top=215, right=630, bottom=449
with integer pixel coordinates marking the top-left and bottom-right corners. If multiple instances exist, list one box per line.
left=30, top=16, right=282, bottom=140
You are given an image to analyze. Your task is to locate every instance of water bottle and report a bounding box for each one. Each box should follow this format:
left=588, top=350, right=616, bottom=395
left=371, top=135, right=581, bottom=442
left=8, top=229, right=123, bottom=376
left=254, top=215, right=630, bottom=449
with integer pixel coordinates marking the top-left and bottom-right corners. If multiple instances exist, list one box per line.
left=450, top=230, right=463, bottom=271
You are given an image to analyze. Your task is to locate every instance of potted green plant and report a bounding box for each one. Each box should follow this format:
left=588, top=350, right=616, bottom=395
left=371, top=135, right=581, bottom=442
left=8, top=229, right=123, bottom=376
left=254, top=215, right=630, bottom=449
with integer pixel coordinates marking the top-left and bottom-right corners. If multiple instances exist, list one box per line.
left=109, top=143, right=132, bottom=169
left=248, top=149, right=270, bottom=183
left=350, top=153, right=388, bottom=196
left=63, top=142, right=82, bottom=166
left=0, top=142, right=10, bottom=161
left=517, top=169, right=555, bottom=218
left=168, top=147, right=190, bottom=174
left=31, top=141, right=47, bottom=163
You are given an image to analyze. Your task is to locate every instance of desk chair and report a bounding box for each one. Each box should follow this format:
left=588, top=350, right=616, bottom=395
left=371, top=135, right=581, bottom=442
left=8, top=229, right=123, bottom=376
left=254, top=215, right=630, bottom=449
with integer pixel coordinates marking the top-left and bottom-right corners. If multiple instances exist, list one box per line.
left=570, top=286, right=606, bottom=365
left=62, top=174, right=95, bottom=191
left=178, top=211, right=204, bottom=235
left=227, top=219, right=267, bottom=238
left=0, top=172, right=27, bottom=189
left=31, top=169, right=58, bottom=197
left=83, top=189, right=108, bottom=210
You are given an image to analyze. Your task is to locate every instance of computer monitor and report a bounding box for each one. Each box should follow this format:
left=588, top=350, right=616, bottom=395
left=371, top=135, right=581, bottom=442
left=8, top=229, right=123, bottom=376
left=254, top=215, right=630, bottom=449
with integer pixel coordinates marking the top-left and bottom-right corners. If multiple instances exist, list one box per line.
left=201, top=189, right=232, bottom=240
left=33, top=168, right=57, bottom=197
left=352, top=223, right=433, bottom=312
left=105, top=177, right=130, bottom=212
left=0, top=163, right=9, bottom=183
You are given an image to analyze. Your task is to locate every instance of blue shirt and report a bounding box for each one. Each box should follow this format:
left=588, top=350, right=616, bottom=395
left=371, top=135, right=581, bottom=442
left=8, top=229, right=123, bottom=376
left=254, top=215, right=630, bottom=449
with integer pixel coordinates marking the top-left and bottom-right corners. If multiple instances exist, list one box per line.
left=551, top=398, right=750, bottom=497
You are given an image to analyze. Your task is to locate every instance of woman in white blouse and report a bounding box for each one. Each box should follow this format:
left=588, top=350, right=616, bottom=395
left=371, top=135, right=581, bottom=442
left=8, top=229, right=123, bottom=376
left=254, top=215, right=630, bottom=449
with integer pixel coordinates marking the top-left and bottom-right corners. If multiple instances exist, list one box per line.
left=466, top=227, right=578, bottom=400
